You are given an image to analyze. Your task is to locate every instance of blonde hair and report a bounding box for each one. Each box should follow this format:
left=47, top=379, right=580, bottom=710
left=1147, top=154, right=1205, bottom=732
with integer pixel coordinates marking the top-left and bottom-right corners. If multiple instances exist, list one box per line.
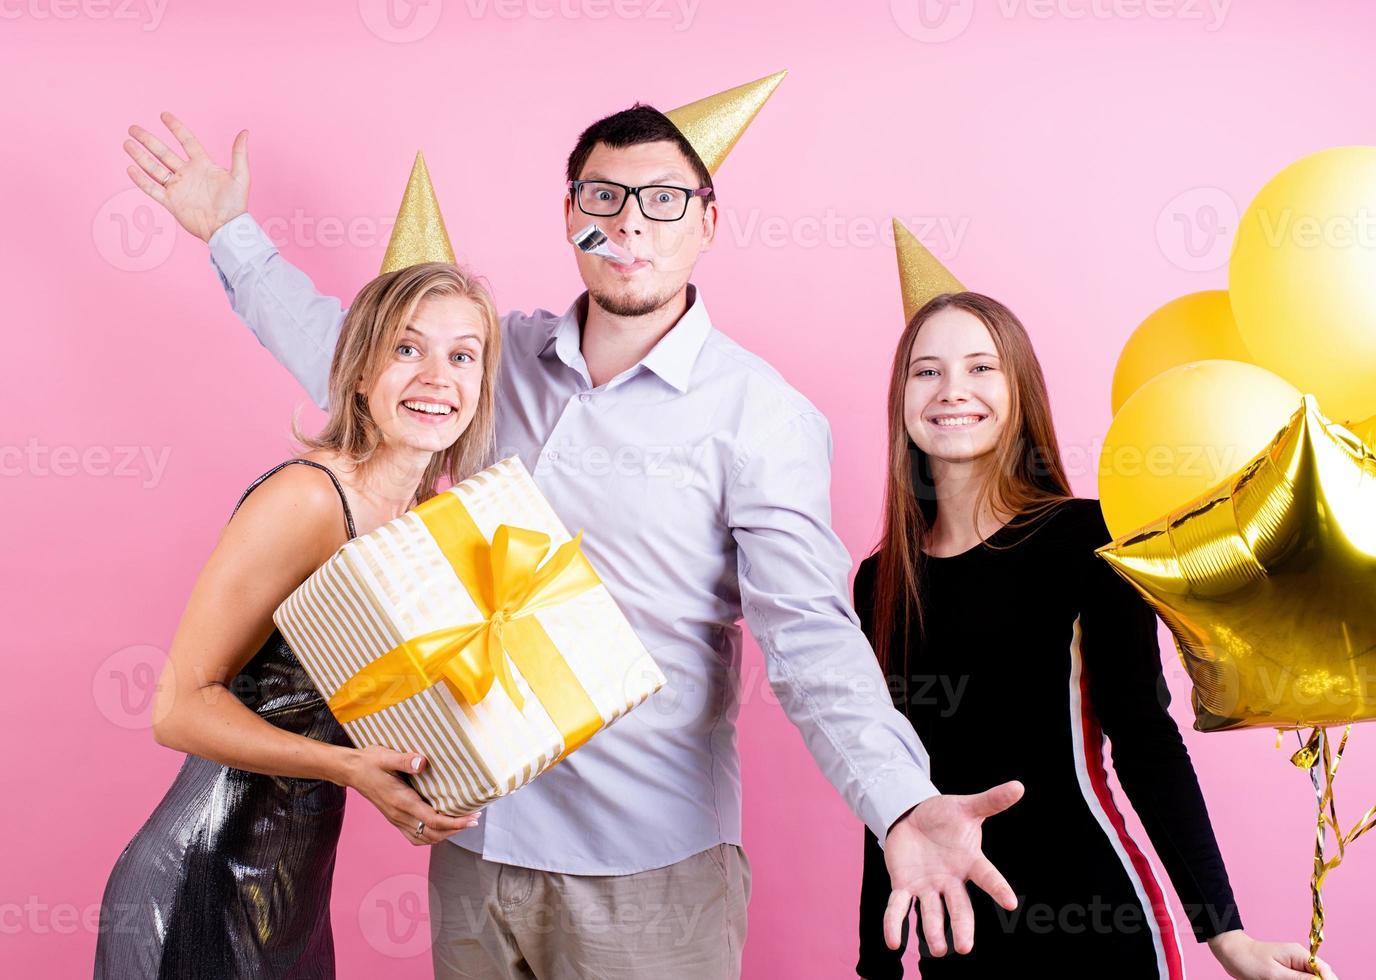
left=294, top=262, right=502, bottom=504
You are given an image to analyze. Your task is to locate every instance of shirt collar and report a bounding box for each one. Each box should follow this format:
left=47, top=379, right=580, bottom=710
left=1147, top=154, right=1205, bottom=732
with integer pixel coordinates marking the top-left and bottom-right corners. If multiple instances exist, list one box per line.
left=539, top=285, right=712, bottom=394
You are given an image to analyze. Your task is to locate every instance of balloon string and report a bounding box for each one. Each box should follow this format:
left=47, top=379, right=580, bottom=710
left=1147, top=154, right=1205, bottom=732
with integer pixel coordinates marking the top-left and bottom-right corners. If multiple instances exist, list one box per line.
left=1288, top=726, right=1376, bottom=975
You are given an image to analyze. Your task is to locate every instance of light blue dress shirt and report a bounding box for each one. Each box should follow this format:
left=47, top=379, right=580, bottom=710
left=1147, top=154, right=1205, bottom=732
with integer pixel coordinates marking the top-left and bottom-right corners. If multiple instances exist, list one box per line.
left=207, top=213, right=939, bottom=874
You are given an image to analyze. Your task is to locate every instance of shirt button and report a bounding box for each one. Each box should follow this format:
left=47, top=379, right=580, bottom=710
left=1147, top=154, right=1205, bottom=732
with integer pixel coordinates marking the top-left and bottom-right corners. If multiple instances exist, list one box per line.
left=578, top=393, right=591, bottom=403
left=547, top=451, right=560, bottom=461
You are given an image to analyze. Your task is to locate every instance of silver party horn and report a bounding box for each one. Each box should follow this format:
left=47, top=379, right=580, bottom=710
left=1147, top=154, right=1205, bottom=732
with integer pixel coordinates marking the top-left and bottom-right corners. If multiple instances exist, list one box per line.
left=571, top=222, right=635, bottom=265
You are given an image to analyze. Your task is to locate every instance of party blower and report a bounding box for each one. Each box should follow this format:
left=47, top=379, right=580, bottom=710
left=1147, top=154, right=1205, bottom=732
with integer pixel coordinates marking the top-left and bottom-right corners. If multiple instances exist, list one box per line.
left=571, top=222, right=635, bottom=265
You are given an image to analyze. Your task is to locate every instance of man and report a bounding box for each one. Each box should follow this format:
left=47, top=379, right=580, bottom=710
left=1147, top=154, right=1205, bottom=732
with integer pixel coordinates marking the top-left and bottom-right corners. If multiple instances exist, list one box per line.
left=123, top=73, right=1022, bottom=978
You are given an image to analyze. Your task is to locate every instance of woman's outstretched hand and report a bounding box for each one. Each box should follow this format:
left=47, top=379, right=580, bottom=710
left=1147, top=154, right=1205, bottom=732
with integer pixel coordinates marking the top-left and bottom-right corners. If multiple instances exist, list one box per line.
left=340, top=746, right=480, bottom=846
left=124, top=111, right=249, bottom=243
left=1208, top=930, right=1339, bottom=980
left=881, top=780, right=1024, bottom=957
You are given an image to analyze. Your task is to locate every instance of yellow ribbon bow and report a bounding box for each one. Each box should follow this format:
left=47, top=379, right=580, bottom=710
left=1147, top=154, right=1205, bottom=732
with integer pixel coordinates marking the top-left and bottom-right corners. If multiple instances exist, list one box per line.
left=327, top=492, right=603, bottom=727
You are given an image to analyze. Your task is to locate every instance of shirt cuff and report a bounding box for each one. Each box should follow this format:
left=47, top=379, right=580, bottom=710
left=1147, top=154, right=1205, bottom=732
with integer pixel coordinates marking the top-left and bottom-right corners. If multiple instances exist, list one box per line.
left=207, top=212, right=276, bottom=282
left=861, top=764, right=940, bottom=848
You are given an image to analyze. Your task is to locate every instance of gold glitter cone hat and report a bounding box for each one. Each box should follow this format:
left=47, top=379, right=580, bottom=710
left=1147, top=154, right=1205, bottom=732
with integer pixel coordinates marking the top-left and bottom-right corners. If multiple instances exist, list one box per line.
left=664, top=70, right=786, bottom=177
left=894, top=218, right=964, bottom=323
left=380, top=152, right=457, bottom=274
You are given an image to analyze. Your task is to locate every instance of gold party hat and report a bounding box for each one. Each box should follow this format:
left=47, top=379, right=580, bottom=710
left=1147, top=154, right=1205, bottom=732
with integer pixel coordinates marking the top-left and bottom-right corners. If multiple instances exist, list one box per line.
left=380, top=152, right=456, bottom=274
left=894, top=218, right=964, bottom=323
left=664, top=70, right=786, bottom=176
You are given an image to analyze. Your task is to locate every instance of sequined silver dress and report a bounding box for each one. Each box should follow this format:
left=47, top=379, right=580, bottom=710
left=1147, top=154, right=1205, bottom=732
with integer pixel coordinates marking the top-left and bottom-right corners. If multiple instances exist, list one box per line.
left=95, top=459, right=356, bottom=980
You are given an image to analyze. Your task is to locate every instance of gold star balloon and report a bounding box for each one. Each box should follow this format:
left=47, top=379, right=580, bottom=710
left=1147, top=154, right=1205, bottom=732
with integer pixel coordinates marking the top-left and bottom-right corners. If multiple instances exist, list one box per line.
left=380, top=151, right=456, bottom=274
left=1096, top=394, right=1376, bottom=734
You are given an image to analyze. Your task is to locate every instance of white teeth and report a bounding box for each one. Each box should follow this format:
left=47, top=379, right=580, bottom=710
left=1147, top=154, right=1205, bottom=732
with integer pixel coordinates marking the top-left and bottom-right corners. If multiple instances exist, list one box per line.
left=402, top=400, right=453, bottom=416
left=931, top=415, right=984, bottom=427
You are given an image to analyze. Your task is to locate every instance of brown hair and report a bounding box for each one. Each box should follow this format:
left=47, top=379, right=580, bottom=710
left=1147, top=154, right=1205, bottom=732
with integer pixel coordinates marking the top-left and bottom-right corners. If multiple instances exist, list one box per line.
left=293, top=262, right=502, bottom=505
left=869, top=292, right=1072, bottom=671
left=565, top=103, right=715, bottom=205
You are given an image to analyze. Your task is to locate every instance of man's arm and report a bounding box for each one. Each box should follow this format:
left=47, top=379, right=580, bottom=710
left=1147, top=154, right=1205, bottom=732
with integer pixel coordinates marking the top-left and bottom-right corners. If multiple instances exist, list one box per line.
left=125, top=112, right=341, bottom=408
left=726, top=406, right=1022, bottom=959
left=208, top=215, right=344, bottom=410
left=725, top=408, right=938, bottom=839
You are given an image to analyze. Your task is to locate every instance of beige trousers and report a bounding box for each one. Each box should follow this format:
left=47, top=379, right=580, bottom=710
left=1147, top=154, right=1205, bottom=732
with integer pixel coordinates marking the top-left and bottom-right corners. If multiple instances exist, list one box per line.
left=428, top=842, right=751, bottom=980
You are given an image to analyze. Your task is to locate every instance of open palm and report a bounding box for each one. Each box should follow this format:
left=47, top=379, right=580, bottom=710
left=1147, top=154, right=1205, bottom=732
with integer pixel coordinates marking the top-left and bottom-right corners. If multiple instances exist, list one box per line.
left=123, top=111, right=249, bottom=242
left=882, top=780, right=1024, bottom=957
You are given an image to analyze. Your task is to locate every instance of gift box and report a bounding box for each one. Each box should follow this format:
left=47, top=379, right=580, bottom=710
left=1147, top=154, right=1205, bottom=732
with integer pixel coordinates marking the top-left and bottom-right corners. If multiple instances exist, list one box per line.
left=274, top=455, right=666, bottom=814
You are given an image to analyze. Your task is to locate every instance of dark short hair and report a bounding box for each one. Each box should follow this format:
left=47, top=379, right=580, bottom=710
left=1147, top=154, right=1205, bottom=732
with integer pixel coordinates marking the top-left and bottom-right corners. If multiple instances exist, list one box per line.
left=565, top=103, right=715, bottom=204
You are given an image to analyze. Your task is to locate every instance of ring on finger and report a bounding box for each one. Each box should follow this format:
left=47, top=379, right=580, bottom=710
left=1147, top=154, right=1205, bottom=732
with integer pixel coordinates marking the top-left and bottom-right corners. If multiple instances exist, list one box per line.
left=414, top=820, right=425, bottom=837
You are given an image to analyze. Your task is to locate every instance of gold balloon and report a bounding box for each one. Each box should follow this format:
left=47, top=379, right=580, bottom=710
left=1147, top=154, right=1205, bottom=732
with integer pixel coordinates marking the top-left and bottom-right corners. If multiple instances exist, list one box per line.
left=1098, top=359, right=1301, bottom=539
left=1097, top=395, right=1376, bottom=732
left=1110, top=291, right=1251, bottom=414
left=1352, top=414, right=1376, bottom=449
left=1229, top=146, right=1376, bottom=424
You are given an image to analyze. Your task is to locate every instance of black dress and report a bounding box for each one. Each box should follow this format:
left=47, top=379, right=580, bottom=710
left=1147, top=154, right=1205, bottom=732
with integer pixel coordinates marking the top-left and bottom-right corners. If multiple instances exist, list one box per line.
left=855, top=498, right=1242, bottom=979
left=95, top=459, right=356, bottom=980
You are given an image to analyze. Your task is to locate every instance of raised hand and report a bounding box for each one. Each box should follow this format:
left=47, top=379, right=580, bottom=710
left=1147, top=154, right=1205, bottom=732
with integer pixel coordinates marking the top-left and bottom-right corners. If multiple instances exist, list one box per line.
left=124, top=111, right=249, bottom=242
left=881, top=780, right=1024, bottom=957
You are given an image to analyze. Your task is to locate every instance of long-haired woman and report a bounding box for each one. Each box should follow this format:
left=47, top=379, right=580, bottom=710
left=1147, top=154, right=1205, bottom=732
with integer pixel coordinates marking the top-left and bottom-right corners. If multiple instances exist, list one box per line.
left=854, top=292, right=1336, bottom=980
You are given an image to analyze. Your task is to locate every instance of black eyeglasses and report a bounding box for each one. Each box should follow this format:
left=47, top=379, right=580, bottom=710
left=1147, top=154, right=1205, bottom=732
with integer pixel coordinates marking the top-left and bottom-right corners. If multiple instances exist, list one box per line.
left=567, top=179, right=713, bottom=222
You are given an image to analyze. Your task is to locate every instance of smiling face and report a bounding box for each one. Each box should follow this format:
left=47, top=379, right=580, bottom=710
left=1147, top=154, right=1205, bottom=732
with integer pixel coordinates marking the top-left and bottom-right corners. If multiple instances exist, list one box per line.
left=564, top=139, right=716, bottom=317
left=358, top=292, right=487, bottom=455
left=904, top=306, right=1012, bottom=465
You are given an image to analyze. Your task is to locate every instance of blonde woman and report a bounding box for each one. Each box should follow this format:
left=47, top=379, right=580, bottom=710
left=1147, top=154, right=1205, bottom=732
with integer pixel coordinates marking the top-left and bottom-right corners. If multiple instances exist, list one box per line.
left=95, top=262, right=501, bottom=979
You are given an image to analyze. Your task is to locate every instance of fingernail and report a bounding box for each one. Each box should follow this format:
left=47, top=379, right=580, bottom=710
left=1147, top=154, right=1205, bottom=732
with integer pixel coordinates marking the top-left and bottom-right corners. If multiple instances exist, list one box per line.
left=410, top=756, right=423, bottom=772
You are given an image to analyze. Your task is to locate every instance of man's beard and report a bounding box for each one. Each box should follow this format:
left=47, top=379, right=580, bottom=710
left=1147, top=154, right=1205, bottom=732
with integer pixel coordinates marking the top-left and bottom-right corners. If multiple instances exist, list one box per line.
left=589, top=282, right=680, bottom=318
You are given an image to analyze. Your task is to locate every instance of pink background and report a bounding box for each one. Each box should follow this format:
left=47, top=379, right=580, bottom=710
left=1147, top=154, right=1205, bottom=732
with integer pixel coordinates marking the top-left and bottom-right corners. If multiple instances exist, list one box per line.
left=4, top=1, right=1374, bottom=976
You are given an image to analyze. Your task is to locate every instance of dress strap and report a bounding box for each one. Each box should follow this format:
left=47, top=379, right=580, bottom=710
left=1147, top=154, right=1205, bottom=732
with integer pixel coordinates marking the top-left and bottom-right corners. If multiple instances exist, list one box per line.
left=231, top=459, right=357, bottom=541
